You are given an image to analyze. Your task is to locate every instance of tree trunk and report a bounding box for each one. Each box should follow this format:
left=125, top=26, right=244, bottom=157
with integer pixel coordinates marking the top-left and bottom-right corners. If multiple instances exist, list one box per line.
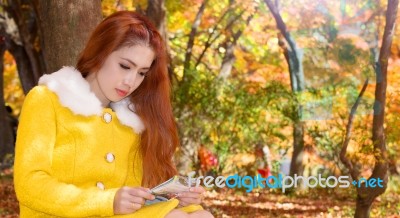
left=182, top=0, right=208, bottom=82
left=175, top=137, right=198, bottom=175
left=289, top=121, right=305, bottom=177
left=354, top=198, right=372, bottom=218
left=0, top=43, right=15, bottom=161
left=218, top=14, right=253, bottom=79
left=7, top=40, right=36, bottom=93
left=146, top=0, right=167, bottom=39
left=354, top=1, right=399, bottom=217
left=264, top=0, right=305, bottom=177
left=218, top=43, right=235, bottom=79
left=35, top=0, right=102, bottom=73
left=340, top=1, right=398, bottom=217
left=3, top=0, right=45, bottom=92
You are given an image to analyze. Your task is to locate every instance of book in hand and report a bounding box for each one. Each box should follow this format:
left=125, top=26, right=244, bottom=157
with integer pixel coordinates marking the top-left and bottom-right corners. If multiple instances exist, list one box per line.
left=149, top=175, right=197, bottom=195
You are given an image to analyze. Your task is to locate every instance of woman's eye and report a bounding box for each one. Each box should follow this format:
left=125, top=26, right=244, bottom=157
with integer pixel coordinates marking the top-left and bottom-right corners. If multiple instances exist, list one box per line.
left=120, top=64, right=130, bottom=70
left=139, top=72, right=147, bottom=77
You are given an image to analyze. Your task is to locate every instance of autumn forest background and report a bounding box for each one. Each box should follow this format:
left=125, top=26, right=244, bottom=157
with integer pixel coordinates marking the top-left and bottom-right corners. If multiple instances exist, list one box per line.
left=1, top=0, right=400, bottom=217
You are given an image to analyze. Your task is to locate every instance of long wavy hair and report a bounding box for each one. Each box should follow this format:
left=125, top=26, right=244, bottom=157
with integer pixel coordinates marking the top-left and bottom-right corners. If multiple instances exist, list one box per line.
left=76, top=11, right=178, bottom=188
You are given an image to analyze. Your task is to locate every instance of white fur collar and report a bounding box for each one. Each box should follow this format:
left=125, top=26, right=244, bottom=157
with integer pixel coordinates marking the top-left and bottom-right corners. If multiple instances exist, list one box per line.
left=38, top=66, right=145, bottom=133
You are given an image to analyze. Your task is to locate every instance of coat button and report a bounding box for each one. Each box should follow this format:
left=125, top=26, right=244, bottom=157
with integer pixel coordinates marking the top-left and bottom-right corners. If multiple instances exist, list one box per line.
left=96, top=182, right=105, bottom=190
left=103, top=112, right=112, bottom=123
left=105, top=153, right=115, bottom=163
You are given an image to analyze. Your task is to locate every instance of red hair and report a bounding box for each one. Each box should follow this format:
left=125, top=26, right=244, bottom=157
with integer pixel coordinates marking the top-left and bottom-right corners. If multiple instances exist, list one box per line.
left=76, top=11, right=178, bottom=187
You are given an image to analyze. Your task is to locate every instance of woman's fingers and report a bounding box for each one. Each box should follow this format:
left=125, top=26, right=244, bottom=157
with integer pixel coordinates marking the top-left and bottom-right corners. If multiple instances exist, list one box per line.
left=178, top=191, right=201, bottom=199
left=130, top=201, right=144, bottom=210
left=116, top=185, right=206, bottom=212
left=114, top=186, right=155, bottom=214
left=177, top=187, right=205, bottom=206
left=178, top=197, right=202, bottom=205
left=136, top=186, right=152, bottom=193
left=189, top=186, right=205, bottom=193
left=178, top=200, right=189, bottom=207
left=128, top=195, right=147, bottom=205
left=127, top=187, right=155, bottom=200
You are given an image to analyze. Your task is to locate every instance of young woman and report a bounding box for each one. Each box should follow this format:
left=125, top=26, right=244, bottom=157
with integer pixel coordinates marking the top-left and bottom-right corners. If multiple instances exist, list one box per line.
left=14, top=11, right=213, bottom=218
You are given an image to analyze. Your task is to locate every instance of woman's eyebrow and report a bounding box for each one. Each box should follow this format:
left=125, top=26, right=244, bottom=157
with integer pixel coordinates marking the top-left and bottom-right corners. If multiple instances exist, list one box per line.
left=121, top=57, right=150, bottom=70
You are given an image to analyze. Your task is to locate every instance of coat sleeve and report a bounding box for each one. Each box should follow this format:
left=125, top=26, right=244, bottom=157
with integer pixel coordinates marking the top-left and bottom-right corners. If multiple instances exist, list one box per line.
left=14, top=86, right=118, bottom=217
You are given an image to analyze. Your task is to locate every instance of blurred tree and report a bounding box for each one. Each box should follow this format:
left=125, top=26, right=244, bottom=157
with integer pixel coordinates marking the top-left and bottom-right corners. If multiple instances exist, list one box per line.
left=0, top=32, right=14, bottom=161
left=218, top=13, right=254, bottom=79
left=264, top=0, right=306, bottom=179
left=340, top=0, right=398, bottom=217
left=170, top=0, right=266, bottom=174
left=181, top=0, right=208, bottom=83
left=146, top=0, right=167, bottom=46
left=1, top=0, right=43, bottom=92
left=172, top=0, right=208, bottom=173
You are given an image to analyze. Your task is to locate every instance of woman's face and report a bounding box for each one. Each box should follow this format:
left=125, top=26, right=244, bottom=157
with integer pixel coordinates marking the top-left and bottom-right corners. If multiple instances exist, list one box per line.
left=86, top=45, right=155, bottom=106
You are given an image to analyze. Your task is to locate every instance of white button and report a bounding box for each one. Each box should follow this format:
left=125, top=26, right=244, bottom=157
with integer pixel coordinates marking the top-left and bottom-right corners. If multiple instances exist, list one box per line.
left=103, top=113, right=112, bottom=123
left=105, top=153, right=115, bottom=163
left=96, top=182, right=105, bottom=190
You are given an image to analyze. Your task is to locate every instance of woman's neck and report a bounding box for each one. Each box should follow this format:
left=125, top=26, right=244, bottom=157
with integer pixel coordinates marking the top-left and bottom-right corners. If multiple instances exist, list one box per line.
left=85, top=72, right=111, bottom=108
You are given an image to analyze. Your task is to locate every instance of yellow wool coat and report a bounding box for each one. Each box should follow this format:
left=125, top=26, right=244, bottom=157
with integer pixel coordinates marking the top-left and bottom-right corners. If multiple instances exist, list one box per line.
left=14, top=67, right=202, bottom=217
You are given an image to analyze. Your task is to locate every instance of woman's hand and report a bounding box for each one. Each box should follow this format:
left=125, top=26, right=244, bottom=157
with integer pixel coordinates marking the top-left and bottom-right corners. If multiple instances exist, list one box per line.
left=176, top=186, right=205, bottom=207
left=113, top=186, right=155, bottom=214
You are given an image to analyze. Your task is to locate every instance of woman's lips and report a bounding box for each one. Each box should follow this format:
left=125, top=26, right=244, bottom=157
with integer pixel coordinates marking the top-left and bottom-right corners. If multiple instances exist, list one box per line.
left=116, top=89, right=128, bottom=97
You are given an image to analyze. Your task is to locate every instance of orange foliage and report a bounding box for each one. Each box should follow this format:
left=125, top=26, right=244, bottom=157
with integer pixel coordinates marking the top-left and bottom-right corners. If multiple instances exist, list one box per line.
left=198, top=144, right=218, bottom=174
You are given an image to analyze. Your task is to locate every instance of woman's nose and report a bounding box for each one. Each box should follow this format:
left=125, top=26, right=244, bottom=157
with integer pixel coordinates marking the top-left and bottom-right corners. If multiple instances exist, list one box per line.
left=123, top=71, right=137, bottom=87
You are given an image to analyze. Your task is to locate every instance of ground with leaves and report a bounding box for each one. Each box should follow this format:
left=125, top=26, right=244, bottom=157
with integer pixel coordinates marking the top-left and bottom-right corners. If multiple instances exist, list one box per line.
left=1, top=175, right=400, bottom=218
left=203, top=188, right=400, bottom=218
